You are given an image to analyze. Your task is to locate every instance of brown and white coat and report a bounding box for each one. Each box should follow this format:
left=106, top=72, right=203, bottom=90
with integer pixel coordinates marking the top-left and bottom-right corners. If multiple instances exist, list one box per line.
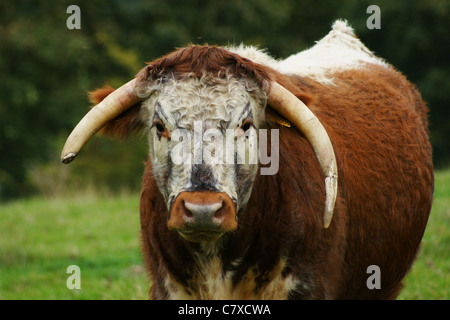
left=65, top=20, right=434, bottom=299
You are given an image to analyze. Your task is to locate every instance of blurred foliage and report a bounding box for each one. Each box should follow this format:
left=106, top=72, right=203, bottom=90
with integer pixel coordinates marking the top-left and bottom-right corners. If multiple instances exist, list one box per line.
left=0, top=0, right=448, bottom=200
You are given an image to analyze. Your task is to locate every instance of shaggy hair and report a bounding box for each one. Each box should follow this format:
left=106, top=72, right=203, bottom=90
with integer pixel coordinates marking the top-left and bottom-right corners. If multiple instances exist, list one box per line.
left=88, top=21, right=433, bottom=299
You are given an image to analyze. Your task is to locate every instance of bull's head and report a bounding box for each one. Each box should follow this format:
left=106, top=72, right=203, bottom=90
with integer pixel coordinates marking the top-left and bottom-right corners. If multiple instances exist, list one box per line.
left=61, top=46, right=337, bottom=242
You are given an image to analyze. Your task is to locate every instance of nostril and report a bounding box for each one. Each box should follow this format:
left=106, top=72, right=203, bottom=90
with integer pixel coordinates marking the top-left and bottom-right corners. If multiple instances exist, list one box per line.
left=181, top=200, right=194, bottom=218
left=184, top=200, right=223, bottom=220
left=213, top=203, right=225, bottom=218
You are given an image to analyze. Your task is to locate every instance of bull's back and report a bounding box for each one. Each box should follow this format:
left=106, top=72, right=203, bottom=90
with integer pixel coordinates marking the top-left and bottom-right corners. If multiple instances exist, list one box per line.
left=306, top=64, right=434, bottom=298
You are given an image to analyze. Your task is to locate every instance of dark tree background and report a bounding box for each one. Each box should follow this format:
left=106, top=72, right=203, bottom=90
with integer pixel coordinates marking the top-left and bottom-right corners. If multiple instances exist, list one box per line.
left=0, top=0, right=448, bottom=200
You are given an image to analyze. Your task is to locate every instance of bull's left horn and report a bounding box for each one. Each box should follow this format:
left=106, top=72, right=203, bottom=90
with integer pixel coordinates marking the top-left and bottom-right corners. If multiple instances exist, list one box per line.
left=268, top=81, right=338, bottom=228
left=61, top=79, right=140, bottom=164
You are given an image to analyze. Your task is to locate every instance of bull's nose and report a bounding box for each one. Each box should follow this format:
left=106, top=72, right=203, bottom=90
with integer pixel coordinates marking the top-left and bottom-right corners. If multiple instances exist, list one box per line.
left=183, top=200, right=224, bottom=226
left=167, top=191, right=238, bottom=241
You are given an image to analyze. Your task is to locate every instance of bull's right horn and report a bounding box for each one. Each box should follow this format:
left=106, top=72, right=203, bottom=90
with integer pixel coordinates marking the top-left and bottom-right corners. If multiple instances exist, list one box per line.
left=61, top=79, right=140, bottom=164
left=268, top=81, right=338, bottom=229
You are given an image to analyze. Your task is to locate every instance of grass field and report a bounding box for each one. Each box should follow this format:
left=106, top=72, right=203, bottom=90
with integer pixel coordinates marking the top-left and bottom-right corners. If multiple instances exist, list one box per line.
left=0, top=170, right=448, bottom=300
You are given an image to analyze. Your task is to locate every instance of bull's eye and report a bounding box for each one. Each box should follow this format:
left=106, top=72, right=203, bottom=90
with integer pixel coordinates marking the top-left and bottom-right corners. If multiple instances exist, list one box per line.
left=152, top=120, right=167, bottom=139
left=241, top=119, right=253, bottom=132
left=236, top=119, right=254, bottom=138
left=155, top=122, right=165, bottom=133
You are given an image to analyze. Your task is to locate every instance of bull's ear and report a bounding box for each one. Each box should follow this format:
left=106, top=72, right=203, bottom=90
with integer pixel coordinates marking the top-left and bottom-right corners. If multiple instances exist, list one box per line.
left=88, top=85, right=146, bottom=140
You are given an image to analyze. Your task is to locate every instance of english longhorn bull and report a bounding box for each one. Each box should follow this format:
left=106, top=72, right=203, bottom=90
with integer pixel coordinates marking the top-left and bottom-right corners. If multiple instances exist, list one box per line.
left=61, top=21, right=434, bottom=299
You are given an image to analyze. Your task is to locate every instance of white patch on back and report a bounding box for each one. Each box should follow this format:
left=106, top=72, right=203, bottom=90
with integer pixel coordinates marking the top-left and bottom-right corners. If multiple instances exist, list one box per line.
left=227, top=20, right=389, bottom=85
left=226, top=44, right=279, bottom=70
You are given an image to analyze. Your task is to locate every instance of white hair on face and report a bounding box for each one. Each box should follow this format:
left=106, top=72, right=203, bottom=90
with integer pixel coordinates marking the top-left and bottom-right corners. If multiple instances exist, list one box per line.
left=139, top=72, right=265, bottom=129
left=139, top=73, right=266, bottom=210
left=158, top=75, right=245, bottom=129
left=227, top=20, right=389, bottom=85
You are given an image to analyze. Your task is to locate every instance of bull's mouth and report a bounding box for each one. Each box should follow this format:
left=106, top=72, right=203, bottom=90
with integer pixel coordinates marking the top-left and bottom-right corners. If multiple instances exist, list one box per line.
left=178, top=230, right=224, bottom=243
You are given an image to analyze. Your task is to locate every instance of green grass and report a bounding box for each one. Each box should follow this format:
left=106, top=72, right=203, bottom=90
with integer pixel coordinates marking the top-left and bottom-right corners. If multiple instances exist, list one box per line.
left=0, top=170, right=449, bottom=300
left=398, top=169, right=450, bottom=300
left=0, top=193, right=148, bottom=299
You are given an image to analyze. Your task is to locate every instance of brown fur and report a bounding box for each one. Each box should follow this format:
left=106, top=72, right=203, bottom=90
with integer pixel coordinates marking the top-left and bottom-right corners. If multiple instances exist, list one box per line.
left=89, top=85, right=145, bottom=139
left=90, top=45, right=434, bottom=299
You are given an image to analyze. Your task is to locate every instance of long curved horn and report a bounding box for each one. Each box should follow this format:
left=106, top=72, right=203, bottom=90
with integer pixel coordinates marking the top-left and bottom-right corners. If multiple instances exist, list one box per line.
left=61, top=79, right=140, bottom=164
left=268, top=81, right=338, bottom=228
